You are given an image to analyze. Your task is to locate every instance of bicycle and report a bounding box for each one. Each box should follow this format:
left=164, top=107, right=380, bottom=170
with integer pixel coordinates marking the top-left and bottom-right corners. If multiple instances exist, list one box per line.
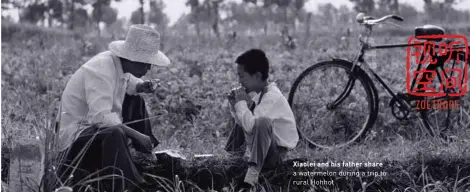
left=288, top=13, right=469, bottom=149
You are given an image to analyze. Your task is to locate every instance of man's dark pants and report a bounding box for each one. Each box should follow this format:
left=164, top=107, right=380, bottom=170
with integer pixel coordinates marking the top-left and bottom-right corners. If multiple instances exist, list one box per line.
left=56, top=95, right=159, bottom=192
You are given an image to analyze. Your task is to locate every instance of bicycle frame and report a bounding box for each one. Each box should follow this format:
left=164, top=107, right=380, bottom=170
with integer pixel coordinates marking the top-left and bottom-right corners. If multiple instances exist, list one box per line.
left=292, top=14, right=469, bottom=148
left=367, top=42, right=467, bottom=96
left=355, top=41, right=420, bottom=110
left=330, top=28, right=468, bottom=111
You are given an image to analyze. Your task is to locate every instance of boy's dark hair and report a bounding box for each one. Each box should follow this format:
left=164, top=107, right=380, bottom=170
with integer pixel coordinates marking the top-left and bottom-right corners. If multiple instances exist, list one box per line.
left=235, top=49, right=269, bottom=80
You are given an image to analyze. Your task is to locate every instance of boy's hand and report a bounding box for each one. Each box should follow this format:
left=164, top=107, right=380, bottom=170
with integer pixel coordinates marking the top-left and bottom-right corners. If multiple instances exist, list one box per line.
left=233, top=88, right=250, bottom=104
left=227, top=96, right=236, bottom=107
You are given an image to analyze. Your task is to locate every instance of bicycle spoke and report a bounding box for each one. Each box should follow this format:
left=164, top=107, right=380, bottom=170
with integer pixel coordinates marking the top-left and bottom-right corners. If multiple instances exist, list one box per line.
left=317, top=108, right=334, bottom=119
left=316, top=96, right=330, bottom=105
left=335, top=106, right=367, bottom=114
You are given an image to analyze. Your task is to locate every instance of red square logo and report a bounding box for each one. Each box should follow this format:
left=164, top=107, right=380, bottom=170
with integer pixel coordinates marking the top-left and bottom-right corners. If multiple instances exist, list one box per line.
left=406, top=34, right=468, bottom=97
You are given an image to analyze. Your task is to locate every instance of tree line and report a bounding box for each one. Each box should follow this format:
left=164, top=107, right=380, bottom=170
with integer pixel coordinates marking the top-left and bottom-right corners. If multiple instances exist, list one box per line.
left=1, top=0, right=168, bottom=35
left=2, top=0, right=469, bottom=37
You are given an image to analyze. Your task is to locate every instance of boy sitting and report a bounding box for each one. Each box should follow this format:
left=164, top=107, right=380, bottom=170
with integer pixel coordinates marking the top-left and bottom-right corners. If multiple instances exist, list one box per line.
left=225, top=49, right=299, bottom=189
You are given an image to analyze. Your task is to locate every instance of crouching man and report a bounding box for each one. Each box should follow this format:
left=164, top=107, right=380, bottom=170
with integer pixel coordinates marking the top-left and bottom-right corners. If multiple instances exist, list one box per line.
left=224, top=49, right=299, bottom=190
left=55, top=25, right=170, bottom=192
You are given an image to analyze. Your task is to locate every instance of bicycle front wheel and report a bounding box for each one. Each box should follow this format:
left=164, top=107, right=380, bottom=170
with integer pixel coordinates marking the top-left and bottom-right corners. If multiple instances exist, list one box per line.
left=288, top=59, right=378, bottom=149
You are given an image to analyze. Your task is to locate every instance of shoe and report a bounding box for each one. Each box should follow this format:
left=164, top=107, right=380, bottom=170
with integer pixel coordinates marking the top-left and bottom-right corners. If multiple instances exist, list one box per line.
left=238, top=183, right=266, bottom=192
left=250, top=184, right=266, bottom=192
left=128, top=178, right=158, bottom=192
left=54, top=186, right=73, bottom=192
left=244, top=166, right=260, bottom=186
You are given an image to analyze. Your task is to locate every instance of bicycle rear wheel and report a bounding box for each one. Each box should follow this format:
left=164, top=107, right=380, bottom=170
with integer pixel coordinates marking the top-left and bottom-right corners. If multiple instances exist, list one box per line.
left=288, top=59, right=379, bottom=149
left=419, top=53, right=467, bottom=136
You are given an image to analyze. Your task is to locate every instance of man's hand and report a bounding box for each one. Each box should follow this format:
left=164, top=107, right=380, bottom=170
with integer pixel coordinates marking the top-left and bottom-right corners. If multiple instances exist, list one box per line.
left=132, top=133, right=153, bottom=154
left=137, top=79, right=163, bottom=94
left=113, top=124, right=153, bottom=153
left=136, top=80, right=154, bottom=93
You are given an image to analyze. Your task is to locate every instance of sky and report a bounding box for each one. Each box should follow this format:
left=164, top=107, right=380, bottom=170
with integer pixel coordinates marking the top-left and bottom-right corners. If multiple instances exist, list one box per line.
left=110, top=0, right=470, bottom=26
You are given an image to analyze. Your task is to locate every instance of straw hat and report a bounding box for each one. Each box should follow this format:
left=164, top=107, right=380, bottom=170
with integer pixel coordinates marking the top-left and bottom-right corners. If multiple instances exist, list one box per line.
left=109, top=24, right=170, bottom=66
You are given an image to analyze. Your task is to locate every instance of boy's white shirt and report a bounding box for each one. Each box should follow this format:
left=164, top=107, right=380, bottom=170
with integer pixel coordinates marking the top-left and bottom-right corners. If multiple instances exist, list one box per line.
left=227, top=82, right=299, bottom=150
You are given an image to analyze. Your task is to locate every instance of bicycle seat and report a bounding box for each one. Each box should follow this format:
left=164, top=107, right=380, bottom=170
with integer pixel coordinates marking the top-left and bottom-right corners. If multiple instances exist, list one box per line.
left=414, top=25, right=445, bottom=41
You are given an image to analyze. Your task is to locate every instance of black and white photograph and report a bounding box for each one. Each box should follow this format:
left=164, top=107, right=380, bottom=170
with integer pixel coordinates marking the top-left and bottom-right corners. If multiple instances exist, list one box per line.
left=1, top=0, right=470, bottom=191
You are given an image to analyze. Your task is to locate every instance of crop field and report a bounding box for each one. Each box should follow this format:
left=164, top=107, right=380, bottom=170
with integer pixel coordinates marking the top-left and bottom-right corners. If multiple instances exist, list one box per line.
left=1, top=22, right=470, bottom=191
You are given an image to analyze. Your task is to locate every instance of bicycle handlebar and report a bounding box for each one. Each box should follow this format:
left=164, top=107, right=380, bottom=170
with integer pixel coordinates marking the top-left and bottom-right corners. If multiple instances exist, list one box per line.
left=356, top=12, right=404, bottom=26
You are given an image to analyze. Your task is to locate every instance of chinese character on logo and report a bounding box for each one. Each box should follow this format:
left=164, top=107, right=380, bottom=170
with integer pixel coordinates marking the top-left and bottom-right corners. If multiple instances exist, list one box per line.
left=406, top=34, right=469, bottom=97
left=440, top=68, right=464, bottom=96
left=412, top=69, right=439, bottom=93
